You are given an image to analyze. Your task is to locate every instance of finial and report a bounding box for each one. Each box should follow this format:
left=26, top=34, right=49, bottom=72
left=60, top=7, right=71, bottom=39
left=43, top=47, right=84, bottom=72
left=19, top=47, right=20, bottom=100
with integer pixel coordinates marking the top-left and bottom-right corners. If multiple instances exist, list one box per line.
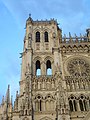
left=5, top=84, right=10, bottom=103
left=26, top=13, right=33, bottom=23
left=64, top=34, right=66, bottom=43
left=75, top=34, right=78, bottom=42
left=80, top=33, right=82, bottom=41
left=69, top=32, right=71, bottom=37
left=69, top=32, right=72, bottom=42
left=29, top=13, right=31, bottom=18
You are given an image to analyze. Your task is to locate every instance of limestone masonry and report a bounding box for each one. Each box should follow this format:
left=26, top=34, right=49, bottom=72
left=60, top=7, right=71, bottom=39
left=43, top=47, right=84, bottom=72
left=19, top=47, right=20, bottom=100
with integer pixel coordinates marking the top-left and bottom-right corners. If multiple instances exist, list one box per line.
left=0, top=16, right=90, bottom=120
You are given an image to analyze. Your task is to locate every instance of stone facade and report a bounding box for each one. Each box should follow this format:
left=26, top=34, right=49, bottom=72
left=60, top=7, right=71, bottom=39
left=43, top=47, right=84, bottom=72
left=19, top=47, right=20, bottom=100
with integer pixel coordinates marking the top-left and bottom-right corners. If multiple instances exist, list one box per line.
left=0, top=16, right=90, bottom=120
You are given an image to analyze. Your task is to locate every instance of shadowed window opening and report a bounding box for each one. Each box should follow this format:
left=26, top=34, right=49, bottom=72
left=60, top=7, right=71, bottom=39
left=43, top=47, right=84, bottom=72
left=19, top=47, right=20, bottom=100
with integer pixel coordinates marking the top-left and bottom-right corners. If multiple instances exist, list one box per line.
left=69, top=100, right=73, bottom=111
left=79, top=100, right=84, bottom=111
left=36, top=31, right=40, bottom=42
left=46, top=60, right=52, bottom=75
left=74, top=100, right=77, bottom=111
left=36, top=60, right=41, bottom=76
left=44, top=31, right=48, bottom=42
left=40, top=100, right=42, bottom=111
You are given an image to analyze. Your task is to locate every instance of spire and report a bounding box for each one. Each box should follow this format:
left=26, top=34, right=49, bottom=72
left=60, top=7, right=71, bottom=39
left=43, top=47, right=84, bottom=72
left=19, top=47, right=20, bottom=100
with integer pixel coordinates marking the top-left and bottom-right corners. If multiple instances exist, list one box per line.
left=11, top=95, right=13, bottom=105
left=5, top=85, right=10, bottom=104
left=75, top=33, right=78, bottom=42
left=69, top=32, right=72, bottom=42
left=29, top=13, right=31, bottom=18
left=2, top=95, right=4, bottom=104
left=9, top=95, right=13, bottom=113
left=14, top=91, right=18, bottom=112
left=69, top=32, right=71, bottom=38
left=26, top=13, right=33, bottom=23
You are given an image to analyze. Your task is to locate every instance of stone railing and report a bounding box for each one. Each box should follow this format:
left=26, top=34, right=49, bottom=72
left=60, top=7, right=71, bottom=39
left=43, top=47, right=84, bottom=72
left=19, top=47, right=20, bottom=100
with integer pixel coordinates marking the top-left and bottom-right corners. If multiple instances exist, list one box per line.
left=61, top=36, right=90, bottom=44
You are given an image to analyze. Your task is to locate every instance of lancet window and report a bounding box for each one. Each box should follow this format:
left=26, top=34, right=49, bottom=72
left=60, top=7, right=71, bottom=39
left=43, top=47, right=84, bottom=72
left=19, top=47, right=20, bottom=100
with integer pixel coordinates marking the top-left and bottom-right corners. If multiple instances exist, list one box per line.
left=44, top=31, right=48, bottom=42
left=69, top=95, right=88, bottom=112
left=69, top=96, right=77, bottom=112
left=46, top=60, right=52, bottom=75
left=35, top=95, right=42, bottom=111
left=79, top=95, right=87, bottom=111
left=36, top=60, right=41, bottom=76
left=36, top=31, right=40, bottom=42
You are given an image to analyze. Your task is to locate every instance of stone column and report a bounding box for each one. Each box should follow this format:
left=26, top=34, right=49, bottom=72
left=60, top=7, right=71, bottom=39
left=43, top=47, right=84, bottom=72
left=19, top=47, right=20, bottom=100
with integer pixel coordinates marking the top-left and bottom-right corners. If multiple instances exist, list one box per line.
left=87, top=100, right=90, bottom=111
left=83, top=100, right=85, bottom=111
left=33, top=102, right=35, bottom=111
left=41, top=61, right=45, bottom=75
left=42, top=100, right=45, bottom=111
left=77, top=100, right=80, bottom=111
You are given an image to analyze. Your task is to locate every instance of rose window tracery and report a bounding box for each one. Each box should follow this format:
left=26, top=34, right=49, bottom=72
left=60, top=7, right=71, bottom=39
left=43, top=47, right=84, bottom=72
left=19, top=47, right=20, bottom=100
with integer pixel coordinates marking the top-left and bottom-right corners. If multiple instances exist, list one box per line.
left=67, top=58, right=90, bottom=76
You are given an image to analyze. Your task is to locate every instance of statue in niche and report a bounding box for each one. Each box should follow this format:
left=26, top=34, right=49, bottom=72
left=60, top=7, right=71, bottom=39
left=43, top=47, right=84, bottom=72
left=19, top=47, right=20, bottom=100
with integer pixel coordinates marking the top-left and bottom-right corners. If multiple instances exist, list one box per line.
left=28, top=33, right=32, bottom=47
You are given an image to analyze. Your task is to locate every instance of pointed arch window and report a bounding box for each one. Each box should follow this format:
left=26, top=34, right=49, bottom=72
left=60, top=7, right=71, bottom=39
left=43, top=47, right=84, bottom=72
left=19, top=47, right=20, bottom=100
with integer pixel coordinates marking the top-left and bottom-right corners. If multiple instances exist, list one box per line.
left=36, top=60, right=41, bottom=76
left=79, top=100, right=84, bottom=111
left=73, top=100, right=77, bottom=111
left=35, top=95, right=42, bottom=111
left=78, top=95, right=88, bottom=111
left=69, top=96, right=77, bottom=112
left=46, top=60, right=52, bottom=75
left=69, top=100, right=73, bottom=112
left=44, top=31, right=48, bottom=42
left=36, top=31, right=40, bottom=42
left=84, top=100, right=87, bottom=111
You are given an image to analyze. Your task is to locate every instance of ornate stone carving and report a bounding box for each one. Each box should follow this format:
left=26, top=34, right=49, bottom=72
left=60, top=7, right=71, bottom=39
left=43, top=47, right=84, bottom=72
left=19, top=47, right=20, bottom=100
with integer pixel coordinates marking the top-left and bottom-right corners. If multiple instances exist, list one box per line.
left=67, top=58, right=90, bottom=76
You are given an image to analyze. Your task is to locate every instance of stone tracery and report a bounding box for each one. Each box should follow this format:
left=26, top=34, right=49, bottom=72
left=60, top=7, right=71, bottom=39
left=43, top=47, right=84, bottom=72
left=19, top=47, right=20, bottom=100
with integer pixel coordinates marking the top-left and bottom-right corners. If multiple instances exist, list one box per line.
left=67, top=58, right=90, bottom=76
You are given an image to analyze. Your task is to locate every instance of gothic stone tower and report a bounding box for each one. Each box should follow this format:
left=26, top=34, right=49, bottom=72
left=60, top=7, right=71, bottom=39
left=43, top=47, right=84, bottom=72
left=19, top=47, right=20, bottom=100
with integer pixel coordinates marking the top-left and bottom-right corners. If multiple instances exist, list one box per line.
left=0, top=16, right=90, bottom=120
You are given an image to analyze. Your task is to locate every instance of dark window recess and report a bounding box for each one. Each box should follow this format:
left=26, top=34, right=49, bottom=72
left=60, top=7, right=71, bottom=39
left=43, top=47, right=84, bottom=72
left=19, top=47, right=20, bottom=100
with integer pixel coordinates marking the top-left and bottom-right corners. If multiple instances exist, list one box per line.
left=69, top=100, right=73, bottom=111
left=36, top=32, right=40, bottom=42
left=46, top=60, right=52, bottom=75
left=36, top=60, right=41, bottom=76
left=79, top=100, right=84, bottom=111
left=44, top=31, right=48, bottom=42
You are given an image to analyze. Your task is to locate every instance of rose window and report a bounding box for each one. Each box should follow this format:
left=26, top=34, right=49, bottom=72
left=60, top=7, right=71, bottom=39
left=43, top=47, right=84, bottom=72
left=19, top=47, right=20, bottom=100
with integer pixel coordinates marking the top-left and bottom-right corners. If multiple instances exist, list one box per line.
left=67, top=58, right=90, bottom=76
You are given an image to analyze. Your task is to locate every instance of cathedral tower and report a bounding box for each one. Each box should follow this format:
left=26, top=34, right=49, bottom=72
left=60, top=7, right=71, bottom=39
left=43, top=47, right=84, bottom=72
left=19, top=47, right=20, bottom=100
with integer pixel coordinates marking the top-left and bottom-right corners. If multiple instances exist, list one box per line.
left=0, top=16, right=90, bottom=120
